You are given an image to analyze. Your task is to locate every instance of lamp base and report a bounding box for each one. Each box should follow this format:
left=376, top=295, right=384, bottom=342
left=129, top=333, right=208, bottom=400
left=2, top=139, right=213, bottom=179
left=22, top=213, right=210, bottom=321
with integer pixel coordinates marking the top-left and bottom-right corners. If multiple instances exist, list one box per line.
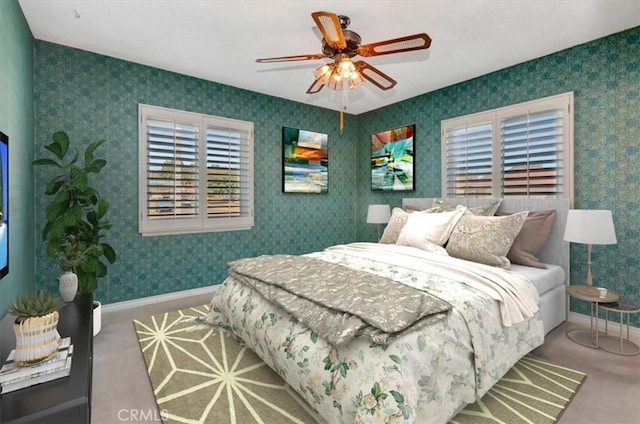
left=573, top=285, right=599, bottom=297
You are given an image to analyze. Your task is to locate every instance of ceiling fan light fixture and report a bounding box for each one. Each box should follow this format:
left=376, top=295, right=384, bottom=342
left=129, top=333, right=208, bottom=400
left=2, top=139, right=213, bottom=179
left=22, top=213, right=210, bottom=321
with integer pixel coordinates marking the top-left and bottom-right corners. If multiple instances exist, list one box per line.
left=327, top=72, right=344, bottom=90
left=314, top=63, right=334, bottom=85
left=316, top=57, right=363, bottom=91
left=348, top=71, right=364, bottom=89
left=338, top=58, right=356, bottom=78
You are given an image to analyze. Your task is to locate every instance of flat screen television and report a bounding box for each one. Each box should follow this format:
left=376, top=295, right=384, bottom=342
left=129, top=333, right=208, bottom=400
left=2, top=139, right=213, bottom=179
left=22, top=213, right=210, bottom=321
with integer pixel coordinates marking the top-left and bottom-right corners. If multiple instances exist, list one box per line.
left=0, top=131, right=8, bottom=279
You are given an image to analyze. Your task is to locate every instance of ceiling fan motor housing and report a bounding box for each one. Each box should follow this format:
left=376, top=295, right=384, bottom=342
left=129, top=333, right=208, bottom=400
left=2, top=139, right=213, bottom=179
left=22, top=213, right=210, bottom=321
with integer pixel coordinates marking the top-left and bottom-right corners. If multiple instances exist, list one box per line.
left=322, top=30, right=362, bottom=58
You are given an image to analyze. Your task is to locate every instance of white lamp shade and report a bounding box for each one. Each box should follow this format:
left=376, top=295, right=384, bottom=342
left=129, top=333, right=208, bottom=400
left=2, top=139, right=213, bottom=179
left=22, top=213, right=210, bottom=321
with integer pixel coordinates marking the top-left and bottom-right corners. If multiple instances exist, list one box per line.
left=367, top=204, right=391, bottom=224
left=563, top=209, right=617, bottom=245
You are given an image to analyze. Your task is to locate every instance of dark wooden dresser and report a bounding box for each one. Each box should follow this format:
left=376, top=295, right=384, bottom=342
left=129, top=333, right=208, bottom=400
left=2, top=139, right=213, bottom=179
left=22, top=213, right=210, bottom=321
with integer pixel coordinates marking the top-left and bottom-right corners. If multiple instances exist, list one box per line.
left=0, top=294, right=93, bottom=423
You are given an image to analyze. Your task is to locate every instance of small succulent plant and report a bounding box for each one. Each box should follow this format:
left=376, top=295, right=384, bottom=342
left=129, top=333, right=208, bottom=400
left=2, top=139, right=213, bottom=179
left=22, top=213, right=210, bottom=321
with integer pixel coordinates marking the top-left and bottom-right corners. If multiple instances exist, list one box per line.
left=9, top=290, right=64, bottom=318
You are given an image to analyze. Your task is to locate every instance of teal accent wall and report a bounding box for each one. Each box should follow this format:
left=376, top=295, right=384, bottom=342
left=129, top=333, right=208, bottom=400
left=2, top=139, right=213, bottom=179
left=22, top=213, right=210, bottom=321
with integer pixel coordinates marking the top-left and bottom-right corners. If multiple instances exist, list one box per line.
left=31, top=25, right=639, bottom=328
left=34, top=41, right=357, bottom=304
left=0, top=0, right=36, bottom=318
left=356, top=27, right=640, bottom=325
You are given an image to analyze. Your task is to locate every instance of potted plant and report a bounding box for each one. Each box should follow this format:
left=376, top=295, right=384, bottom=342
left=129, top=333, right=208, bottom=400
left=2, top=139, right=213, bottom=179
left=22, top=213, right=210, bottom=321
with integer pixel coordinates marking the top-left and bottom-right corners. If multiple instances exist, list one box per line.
left=33, top=131, right=116, bottom=335
left=55, top=232, right=101, bottom=302
left=9, top=290, right=65, bottom=365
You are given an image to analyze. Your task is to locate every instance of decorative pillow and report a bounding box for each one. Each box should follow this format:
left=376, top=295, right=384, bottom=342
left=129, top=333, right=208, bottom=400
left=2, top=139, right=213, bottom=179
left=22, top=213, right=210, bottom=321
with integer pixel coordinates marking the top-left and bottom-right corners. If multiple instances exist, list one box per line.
left=431, top=198, right=503, bottom=216
left=397, top=206, right=466, bottom=249
left=446, top=210, right=528, bottom=268
left=496, top=210, right=556, bottom=268
left=403, top=205, right=439, bottom=213
left=379, top=208, right=410, bottom=244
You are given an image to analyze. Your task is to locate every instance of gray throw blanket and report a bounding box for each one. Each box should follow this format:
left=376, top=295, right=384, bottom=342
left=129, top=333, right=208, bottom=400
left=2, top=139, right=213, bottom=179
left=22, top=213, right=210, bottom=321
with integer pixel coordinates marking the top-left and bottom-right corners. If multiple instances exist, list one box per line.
left=228, top=254, right=451, bottom=346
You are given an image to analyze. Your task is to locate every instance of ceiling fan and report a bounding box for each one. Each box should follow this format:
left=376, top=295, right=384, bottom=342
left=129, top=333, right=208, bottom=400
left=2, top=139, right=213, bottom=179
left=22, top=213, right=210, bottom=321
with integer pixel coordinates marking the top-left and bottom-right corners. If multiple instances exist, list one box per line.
left=255, top=11, right=432, bottom=94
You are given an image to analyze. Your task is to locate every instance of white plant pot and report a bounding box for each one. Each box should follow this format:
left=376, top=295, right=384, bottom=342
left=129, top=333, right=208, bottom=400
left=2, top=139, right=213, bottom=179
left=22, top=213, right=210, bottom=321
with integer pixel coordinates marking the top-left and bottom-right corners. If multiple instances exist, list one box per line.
left=13, top=312, right=61, bottom=365
left=93, top=300, right=102, bottom=337
left=59, top=271, right=78, bottom=302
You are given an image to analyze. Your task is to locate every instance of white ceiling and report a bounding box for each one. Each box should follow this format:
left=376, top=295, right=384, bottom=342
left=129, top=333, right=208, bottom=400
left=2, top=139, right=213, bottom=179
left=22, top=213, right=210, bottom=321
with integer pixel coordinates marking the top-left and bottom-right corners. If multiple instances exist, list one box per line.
left=18, top=0, right=640, bottom=115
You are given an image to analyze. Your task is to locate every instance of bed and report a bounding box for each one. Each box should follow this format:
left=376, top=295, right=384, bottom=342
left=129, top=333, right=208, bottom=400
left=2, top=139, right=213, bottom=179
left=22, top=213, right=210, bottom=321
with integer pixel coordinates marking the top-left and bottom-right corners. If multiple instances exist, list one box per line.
left=206, top=197, right=569, bottom=424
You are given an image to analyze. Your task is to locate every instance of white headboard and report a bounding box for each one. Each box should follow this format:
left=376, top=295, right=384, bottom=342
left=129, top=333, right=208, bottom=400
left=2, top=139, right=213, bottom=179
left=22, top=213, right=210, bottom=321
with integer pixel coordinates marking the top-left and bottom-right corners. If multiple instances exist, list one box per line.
left=402, top=198, right=570, bottom=286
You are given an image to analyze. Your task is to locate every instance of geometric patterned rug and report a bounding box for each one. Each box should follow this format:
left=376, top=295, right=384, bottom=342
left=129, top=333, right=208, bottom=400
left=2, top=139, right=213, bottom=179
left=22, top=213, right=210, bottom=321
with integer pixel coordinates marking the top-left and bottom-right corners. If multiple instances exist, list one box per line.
left=451, top=355, right=586, bottom=424
left=134, top=305, right=586, bottom=424
left=133, top=305, right=319, bottom=424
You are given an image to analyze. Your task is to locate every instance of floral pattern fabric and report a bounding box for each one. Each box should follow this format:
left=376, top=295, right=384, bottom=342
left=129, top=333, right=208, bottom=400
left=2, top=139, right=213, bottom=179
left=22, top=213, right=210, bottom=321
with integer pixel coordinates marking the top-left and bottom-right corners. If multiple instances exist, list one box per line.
left=206, top=243, right=544, bottom=424
left=228, top=254, right=451, bottom=346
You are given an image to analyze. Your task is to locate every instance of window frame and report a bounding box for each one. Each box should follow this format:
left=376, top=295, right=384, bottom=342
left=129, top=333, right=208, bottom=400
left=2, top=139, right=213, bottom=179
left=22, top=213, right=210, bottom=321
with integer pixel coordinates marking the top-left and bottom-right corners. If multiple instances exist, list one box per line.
left=138, top=104, right=254, bottom=236
left=441, top=92, right=574, bottom=201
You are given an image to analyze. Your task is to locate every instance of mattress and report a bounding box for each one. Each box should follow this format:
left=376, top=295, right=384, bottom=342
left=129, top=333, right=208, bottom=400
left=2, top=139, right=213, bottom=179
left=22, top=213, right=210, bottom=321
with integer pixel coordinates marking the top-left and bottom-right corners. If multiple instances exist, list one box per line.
left=510, top=263, right=566, bottom=297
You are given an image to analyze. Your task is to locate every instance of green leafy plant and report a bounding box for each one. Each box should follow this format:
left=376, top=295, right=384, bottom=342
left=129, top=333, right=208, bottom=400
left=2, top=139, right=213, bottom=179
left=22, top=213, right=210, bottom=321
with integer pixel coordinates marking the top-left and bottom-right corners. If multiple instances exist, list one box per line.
left=55, top=232, right=102, bottom=273
left=33, top=131, right=116, bottom=293
left=9, top=289, right=65, bottom=318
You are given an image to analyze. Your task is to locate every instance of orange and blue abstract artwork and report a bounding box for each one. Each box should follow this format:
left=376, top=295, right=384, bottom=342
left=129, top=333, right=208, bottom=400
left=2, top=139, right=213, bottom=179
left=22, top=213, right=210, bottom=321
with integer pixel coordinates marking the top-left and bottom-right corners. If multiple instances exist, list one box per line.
left=283, top=127, right=329, bottom=193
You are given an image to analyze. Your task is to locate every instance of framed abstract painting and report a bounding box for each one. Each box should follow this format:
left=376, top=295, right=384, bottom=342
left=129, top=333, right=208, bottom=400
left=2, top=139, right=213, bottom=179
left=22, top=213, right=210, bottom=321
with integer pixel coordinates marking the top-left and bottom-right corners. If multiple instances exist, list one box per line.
left=282, top=127, right=328, bottom=193
left=371, top=124, right=415, bottom=191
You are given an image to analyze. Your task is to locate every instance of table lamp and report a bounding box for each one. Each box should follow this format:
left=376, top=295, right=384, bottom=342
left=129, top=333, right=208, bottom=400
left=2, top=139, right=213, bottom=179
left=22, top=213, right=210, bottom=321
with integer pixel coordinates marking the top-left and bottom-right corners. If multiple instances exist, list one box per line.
left=367, top=204, right=390, bottom=241
left=563, top=209, right=617, bottom=296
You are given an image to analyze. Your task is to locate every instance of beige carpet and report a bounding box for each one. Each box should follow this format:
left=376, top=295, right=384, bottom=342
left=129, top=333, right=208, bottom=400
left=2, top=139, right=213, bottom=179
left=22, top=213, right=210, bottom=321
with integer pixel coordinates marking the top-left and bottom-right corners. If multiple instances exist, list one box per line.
left=134, top=306, right=585, bottom=424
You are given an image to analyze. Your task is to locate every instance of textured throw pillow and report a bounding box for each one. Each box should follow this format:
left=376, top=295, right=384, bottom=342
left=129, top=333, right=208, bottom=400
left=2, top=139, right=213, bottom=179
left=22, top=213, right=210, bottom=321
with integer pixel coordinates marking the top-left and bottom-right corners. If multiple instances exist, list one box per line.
left=446, top=210, right=528, bottom=268
left=397, top=206, right=466, bottom=248
left=431, top=198, right=503, bottom=216
left=379, top=208, right=410, bottom=244
left=496, top=210, right=556, bottom=268
left=403, top=205, right=439, bottom=213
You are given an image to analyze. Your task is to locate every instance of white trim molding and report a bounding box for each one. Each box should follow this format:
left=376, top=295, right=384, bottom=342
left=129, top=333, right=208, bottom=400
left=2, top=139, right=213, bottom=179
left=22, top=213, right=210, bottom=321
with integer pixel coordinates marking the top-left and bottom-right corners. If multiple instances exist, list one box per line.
left=102, top=285, right=218, bottom=314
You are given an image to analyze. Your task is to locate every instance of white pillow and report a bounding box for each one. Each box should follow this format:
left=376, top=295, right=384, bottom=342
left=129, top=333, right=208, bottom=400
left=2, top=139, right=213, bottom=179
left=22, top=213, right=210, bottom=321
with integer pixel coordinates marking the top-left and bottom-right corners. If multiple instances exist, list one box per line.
left=396, top=206, right=466, bottom=249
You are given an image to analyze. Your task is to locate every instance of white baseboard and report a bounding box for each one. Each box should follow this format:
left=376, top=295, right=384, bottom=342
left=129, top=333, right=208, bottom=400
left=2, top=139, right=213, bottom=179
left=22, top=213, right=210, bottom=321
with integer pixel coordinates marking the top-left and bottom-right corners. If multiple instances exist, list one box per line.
left=569, top=311, right=640, bottom=343
left=101, top=285, right=218, bottom=314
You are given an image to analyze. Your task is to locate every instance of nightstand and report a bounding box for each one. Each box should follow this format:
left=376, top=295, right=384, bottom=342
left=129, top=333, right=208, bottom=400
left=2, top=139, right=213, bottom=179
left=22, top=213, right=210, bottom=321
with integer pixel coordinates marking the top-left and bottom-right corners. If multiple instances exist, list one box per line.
left=565, top=285, right=618, bottom=350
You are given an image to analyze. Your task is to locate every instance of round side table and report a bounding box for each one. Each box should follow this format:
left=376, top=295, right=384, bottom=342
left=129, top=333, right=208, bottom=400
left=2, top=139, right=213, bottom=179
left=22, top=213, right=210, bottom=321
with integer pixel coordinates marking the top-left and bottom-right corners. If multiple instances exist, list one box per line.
left=565, top=285, right=619, bottom=349
left=598, top=301, right=640, bottom=356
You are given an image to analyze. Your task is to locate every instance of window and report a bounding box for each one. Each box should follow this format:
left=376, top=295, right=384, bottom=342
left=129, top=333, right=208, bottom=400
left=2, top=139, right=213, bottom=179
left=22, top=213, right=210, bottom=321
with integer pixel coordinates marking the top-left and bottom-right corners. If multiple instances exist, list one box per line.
left=441, top=92, right=573, bottom=200
left=138, top=104, right=254, bottom=236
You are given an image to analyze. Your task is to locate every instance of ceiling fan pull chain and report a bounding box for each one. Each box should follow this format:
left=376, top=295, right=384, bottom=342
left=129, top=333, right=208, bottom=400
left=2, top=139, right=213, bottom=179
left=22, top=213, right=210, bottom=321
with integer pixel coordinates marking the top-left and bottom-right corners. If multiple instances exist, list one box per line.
left=340, top=85, right=349, bottom=133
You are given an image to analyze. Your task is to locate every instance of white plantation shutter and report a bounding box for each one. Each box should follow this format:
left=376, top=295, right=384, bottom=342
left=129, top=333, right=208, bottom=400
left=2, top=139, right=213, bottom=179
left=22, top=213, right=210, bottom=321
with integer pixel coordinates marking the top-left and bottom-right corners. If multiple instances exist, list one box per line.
left=500, top=109, right=564, bottom=197
left=146, top=119, right=200, bottom=220
left=139, top=104, right=254, bottom=236
left=442, top=92, right=573, bottom=200
left=443, top=116, right=494, bottom=197
left=205, top=121, right=253, bottom=227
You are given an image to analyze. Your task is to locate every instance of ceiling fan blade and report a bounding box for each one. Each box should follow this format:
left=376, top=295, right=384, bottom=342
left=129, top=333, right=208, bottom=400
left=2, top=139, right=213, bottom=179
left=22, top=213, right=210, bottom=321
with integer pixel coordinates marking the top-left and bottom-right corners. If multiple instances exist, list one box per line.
left=353, top=61, right=397, bottom=90
left=306, top=78, right=326, bottom=94
left=256, top=53, right=325, bottom=63
left=311, top=11, right=347, bottom=49
left=357, top=33, right=432, bottom=57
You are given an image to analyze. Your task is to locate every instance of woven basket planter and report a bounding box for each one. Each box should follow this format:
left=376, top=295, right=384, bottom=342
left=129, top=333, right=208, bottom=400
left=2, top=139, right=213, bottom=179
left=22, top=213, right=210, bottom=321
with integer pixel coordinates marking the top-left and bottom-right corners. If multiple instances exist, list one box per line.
left=12, top=311, right=61, bottom=366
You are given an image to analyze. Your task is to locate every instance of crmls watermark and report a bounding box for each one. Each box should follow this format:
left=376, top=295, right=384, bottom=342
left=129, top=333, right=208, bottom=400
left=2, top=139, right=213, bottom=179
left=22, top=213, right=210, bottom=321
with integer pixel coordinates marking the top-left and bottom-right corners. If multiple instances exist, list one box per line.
left=117, top=409, right=168, bottom=421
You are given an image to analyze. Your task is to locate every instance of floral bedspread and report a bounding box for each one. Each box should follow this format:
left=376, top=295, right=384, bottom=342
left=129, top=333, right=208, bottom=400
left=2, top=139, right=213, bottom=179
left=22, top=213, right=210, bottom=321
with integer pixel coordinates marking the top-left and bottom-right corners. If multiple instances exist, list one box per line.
left=206, top=243, right=544, bottom=424
left=228, top=254, right=451, bottom=346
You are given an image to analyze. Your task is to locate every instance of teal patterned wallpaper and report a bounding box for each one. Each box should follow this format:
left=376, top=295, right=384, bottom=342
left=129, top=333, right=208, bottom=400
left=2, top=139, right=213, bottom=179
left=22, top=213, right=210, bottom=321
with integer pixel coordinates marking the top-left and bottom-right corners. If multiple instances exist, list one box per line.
left=34, top=27, right=639, bottom=329
left=356, top=27, right=640, bottom=326
left=34, top=41, right=357, bottom=304
left=0, top=0, right=35, bottom=319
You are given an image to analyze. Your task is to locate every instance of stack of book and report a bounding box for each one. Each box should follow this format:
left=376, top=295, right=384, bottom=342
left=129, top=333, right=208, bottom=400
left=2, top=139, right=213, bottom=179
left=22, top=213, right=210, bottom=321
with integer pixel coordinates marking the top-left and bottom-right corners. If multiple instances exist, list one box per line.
left=0, top=337, right=73, bottom=394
